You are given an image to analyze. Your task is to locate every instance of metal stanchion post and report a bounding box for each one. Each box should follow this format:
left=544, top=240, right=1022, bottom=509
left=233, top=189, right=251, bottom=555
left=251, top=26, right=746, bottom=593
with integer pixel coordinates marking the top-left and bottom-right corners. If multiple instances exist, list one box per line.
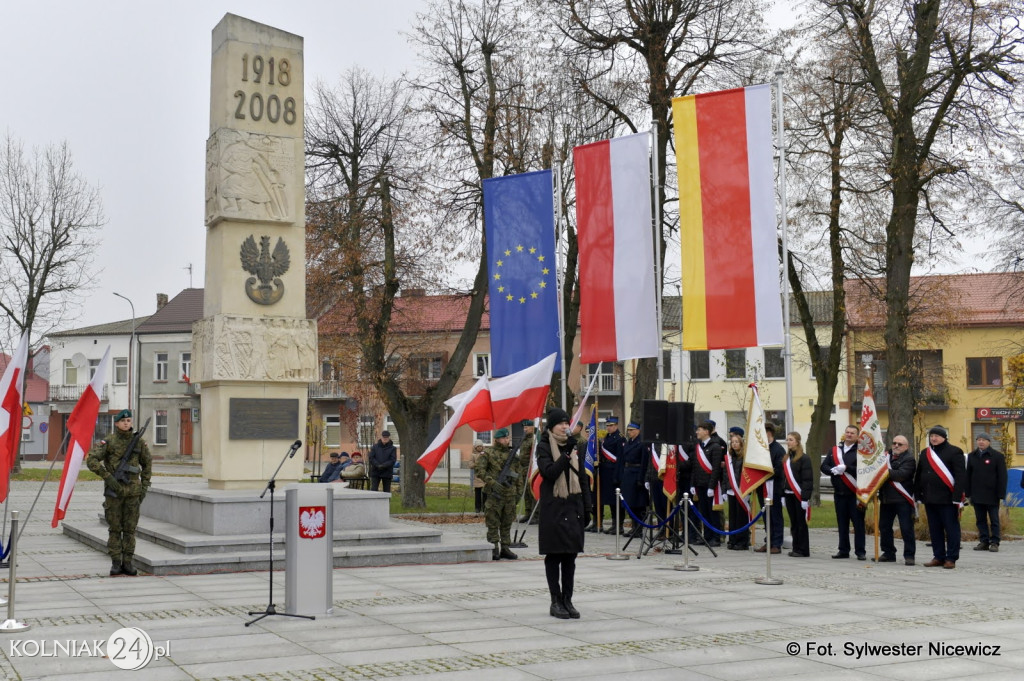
left=606, top=488, right=630, bottom=561
left=674, top=493, right=699, bottom=572
left=0, top=511, right=31, bottom=632
left=755, top=497, right=783, bottom=585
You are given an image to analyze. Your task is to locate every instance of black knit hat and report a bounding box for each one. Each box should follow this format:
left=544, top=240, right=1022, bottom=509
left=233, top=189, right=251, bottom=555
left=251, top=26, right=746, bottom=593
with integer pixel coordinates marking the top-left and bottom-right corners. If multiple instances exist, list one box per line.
left=546, top=408, right=570, bottom=430
left=928, top=425, right=948, bottom=439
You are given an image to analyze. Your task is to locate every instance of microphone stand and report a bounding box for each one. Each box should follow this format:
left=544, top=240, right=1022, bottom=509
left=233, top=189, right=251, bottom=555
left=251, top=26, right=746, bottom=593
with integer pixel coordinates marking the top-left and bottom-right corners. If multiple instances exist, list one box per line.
left=246, top=440, right=315, bottom=627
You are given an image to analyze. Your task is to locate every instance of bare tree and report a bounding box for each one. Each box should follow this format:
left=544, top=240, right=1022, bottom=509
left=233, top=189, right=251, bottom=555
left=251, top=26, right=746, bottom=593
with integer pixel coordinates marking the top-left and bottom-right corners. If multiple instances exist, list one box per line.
left=820, top=0, right=1024, bottom=444
left=543, top=0, right=776, bottom=418
left=0, top=135, right=103, bottom=347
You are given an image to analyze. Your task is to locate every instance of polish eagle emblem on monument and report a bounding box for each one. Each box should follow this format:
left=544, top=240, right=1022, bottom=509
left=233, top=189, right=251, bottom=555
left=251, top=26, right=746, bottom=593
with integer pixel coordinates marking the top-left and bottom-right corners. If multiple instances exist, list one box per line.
left=240, top=234, right=290, bottom=305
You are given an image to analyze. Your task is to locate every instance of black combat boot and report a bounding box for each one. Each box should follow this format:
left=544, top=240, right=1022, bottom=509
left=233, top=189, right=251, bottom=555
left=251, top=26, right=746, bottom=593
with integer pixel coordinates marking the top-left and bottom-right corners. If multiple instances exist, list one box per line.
left=499, top=545, right=518, bottom=560
left=562, top=593, right=580, bottom=619
left=110, top=560, right=123, bottom=576
left=121, top=558, right=138, bottom=576
left=492, top=544, right=501, bottom=560
left=550, top=596, right=570, bottom=619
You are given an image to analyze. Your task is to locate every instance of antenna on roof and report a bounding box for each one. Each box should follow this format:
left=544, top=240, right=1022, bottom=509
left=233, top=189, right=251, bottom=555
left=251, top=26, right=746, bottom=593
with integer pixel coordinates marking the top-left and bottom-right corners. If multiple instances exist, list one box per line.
left=184, top=263, right=193, bottom=288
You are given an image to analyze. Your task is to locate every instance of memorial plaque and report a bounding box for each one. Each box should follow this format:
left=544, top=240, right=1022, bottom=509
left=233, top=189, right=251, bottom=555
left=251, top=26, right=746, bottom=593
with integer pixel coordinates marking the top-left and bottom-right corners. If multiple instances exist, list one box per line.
left=229, top=398, right=299, bottom=439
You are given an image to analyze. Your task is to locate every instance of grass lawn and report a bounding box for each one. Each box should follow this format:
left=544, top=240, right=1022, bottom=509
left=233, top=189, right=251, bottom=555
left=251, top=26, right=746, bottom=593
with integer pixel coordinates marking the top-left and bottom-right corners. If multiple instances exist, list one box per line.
left=390, top=482, right=479, bottom=515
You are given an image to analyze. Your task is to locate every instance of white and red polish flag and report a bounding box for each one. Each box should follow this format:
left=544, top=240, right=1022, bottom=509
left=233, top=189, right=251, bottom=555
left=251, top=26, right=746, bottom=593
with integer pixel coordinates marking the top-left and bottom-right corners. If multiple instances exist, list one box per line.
left=0, top=331, right=30, bottom=503
left=574, top=133, right=660, bottom=363
left=417, top=354, right=555, bottom=482
left=53, top=347, right=110, bottom=527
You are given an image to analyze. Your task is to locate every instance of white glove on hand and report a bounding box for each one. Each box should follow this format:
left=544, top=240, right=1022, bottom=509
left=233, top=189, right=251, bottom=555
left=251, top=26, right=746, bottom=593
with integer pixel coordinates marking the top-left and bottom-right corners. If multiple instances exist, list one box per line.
left=707, top=488, right=715, bottom=498
left=830, top=464, right=847, bottom=475
left=726, top=489, right=735, bottom=496
left=690, top=487, right=696, bottom=496
left=800, top=501, right=809, bottom=511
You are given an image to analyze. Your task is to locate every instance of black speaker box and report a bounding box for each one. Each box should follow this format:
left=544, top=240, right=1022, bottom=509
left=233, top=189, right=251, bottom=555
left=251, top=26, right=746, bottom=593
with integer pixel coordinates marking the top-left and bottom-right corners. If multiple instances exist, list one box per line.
left=666, top=402, right=696, bottom=444
left=641, top=400, right=669, bottom=441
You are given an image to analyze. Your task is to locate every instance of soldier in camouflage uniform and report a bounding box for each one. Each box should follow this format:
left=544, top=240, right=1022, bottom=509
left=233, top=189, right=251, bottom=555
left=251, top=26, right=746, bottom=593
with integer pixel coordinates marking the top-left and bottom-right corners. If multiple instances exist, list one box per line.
left=86, top=409, right=152, bottom=576
left=475, top=428, right=530, bottom=560
left=517, top=420, right=538, bottom=524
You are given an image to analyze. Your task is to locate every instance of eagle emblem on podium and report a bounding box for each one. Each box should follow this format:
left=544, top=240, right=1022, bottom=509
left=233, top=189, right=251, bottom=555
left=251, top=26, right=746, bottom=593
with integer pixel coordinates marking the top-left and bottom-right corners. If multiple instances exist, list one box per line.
left=240, top=235, right=290, bottom=305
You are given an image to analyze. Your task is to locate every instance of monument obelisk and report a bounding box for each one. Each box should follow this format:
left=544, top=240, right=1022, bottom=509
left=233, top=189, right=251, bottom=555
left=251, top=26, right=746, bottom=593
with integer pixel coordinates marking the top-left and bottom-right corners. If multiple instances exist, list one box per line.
left=193, top=14, right=317, bottom=489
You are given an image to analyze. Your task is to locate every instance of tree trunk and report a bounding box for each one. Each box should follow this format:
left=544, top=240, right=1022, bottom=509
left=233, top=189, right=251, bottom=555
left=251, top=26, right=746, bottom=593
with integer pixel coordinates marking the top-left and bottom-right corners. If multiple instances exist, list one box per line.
left=883, top=178, right=919, bottom=446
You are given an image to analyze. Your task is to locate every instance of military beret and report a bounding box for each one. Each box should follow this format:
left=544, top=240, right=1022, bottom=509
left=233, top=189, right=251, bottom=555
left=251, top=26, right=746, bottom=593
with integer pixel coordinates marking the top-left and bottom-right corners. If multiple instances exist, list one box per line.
left=495, top=428, right=510, bottom=439
left=115, top=409, right=132, bottom=422
left=729, top=427, right=745, bottom=437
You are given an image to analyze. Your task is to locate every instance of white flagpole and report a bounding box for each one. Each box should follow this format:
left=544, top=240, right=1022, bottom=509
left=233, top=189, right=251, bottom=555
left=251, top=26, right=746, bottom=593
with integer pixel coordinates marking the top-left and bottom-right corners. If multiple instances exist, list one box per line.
left=775, top=71, right=794, bottom=434
left=554, top=167, right=567, bottom=410
left=651, top=124, right=664, bottom=400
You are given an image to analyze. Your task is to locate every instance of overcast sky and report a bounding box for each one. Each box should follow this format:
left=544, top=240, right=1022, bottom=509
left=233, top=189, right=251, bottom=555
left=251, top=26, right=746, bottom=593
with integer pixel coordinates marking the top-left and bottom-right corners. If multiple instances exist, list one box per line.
left=2, top=0, right=427, bottom=337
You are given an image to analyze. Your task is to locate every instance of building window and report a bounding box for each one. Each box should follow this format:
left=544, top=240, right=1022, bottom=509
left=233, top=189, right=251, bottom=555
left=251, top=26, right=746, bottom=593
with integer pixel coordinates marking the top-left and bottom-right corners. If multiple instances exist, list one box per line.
left=155, top=352, right=168, bottom=381
left=1017, top=422, right=1024, bottom=454
left=324, top=414, right=340, bottom=448
left=662, top=349, right=673, bottom=380
left=966, top=357, right=1002, bottom=387
left=726, top=411, right=745, bottom=434
left=764, top=348, right=784, bottom=379
left=94, top=414, right=114, bottom=440
left=384, top=414, right=400, bottom=445
left=154, top=410, right=168, bottom=445
left=358, top=415, right=376, bottom=450
left=180, top=352, right=191, bottom=382
left=88, top=358, right=100, bottom=380
left=474, top=353, right=491, bottom=378
left=477, top=430, right=492, bottom=445
left=725, top=349, right=746, bottom=379
left=412, top=356, right=442, bottom=381
left=113, top=358, right=128, bottom=385
left=63, top=359, right=78, bottom=385
left=689, top=351, right=710, bottom=380
left=694, top=411, right=711, bottom=427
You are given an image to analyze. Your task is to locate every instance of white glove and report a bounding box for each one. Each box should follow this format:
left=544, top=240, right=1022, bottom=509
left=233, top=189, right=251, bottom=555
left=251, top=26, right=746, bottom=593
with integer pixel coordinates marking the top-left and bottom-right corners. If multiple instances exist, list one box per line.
left=726, top=489, right=735, bottom=496
left=707, top=489, right=715, bottom=498
left=690, top=487, right=696, bottom=496
left=830, top=464, right=846, bottom=475
left=800, top=501, right=809, bottom=511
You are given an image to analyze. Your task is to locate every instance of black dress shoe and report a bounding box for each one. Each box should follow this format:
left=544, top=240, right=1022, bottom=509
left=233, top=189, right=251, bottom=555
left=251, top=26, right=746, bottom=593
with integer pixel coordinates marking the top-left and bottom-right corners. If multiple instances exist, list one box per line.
left=856, top=554, right=866, bottom=561
left=832, top=552, right=849, bottom=559
left=787, top=551, right=808, bottom=557
left=876, top=555, right=896, bottom=562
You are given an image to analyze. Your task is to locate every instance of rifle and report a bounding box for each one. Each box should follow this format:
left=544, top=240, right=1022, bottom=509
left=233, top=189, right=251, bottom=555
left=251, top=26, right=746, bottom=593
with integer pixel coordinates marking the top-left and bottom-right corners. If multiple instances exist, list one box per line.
left=104, top=417, right=152, bottom=499
left=491, top=435, right=528, bottom=500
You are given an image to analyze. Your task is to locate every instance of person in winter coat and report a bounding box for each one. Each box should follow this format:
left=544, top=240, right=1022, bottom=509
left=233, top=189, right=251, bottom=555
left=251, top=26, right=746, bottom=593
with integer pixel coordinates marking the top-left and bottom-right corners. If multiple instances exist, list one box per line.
left=782, top=431, right=813, bottom=557
left=915, top=426, right=966, bottom=569
left=966, top=432, right=1007, bottom=552
left=368, top=431, right=398, bottom=493
left=724, top=432, right=750, bottom=551
left=537, top=408, right=592, bottom=620
left=876, top=435, right=917, bottom=565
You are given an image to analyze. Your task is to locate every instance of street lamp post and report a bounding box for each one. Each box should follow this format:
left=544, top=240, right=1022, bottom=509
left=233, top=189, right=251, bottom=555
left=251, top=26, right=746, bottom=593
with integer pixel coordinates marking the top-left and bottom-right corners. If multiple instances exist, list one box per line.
left=113, top=293, right=136, bottom=417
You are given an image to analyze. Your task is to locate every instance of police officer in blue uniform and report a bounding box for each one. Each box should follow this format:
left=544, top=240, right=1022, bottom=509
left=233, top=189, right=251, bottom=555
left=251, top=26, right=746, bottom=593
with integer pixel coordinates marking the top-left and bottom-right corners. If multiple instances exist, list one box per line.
left=618, top=421, right=647, bottom=537
left=598, top=416, right=625, bottom=533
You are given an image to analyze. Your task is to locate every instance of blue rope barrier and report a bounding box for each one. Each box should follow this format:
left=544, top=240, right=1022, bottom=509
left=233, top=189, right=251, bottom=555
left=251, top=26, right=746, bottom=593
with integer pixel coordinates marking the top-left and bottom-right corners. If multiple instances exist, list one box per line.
left=0, top=527, right=12, bottom=560
left=618, top=496, right=685, bottom=530
left=688, top=501, right=765, bottom=535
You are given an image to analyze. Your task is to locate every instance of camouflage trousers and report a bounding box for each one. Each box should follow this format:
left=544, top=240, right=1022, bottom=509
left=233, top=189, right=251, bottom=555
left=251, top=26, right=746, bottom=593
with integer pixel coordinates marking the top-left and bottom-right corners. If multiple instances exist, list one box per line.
left=103, top=495, right=142, bottom=561
left=484, top=492, right=517, bottom=545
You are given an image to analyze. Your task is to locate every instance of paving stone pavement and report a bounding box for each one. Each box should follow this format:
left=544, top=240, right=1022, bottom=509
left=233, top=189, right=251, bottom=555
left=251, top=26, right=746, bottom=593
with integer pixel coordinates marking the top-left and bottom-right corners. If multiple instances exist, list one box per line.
left=1, top=472, right=1022, bottom=680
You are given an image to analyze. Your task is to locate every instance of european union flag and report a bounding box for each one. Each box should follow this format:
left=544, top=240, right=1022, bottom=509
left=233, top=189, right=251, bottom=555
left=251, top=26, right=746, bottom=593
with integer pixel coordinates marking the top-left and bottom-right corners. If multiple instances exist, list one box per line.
left=483, top=170, right=561, bottom=377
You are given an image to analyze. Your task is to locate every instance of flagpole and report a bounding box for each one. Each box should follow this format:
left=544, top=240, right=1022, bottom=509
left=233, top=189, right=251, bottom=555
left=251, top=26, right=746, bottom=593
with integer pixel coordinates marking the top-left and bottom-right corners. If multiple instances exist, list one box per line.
left=775, top=71, right=794, bottom=433
left=554, top=167, right=568, bottom=410
left=651, top=124, right=664, bottom=400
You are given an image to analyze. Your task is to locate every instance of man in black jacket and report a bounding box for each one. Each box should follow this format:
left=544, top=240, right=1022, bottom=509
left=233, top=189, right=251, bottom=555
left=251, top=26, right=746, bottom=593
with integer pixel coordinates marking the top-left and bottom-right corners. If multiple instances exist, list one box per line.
left=877, top=435, right=917, bottom=565
left=821, top=425, right=867, bottom=559
left=368, top=431, right=398, bottom=493
left=691, top=421, right=724, bottom=547
left=755, top=422, right=786, bottom=554
left=966, top=432, right=1007, bottom=552
left=915, top=426, right=966, bottom=569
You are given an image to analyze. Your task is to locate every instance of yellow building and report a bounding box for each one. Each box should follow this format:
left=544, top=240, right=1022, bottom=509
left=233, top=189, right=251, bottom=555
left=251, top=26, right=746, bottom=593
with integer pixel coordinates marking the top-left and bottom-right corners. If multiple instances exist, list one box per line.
left=846, top=273, right=1024, bottom=463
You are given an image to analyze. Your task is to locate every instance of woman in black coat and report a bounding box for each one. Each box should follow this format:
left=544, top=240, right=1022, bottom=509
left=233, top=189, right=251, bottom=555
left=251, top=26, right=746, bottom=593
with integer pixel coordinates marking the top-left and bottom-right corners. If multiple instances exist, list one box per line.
left=536, top=408, right=592, bottom=620
left=782, top=431, right=813, bottom=557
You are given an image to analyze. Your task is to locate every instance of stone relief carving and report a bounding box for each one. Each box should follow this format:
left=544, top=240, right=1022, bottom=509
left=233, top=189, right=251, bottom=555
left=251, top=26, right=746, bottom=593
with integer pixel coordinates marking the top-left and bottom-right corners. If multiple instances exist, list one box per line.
left=240, top=235, right=289, bottom=305
left=205, top=129, right=294, bottom=225
left=193, top=316, right=317, bottom=382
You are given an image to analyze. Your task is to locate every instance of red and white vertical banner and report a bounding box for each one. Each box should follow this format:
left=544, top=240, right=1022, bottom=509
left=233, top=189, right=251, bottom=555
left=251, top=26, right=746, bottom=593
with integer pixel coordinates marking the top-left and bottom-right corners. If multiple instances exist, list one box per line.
left=574, top=132, right=659, bottom=363
left=0, top=331, right=30, bottom=503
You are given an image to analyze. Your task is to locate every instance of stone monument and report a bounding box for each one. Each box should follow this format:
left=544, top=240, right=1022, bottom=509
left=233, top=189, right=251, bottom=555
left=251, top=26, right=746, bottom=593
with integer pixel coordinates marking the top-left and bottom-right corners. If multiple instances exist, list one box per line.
left=193, top=14, right=317, bottom=489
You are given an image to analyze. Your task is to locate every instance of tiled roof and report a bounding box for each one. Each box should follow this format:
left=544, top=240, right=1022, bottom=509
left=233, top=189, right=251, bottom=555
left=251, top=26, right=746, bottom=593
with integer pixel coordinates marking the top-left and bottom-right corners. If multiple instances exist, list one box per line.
left=48, top=317, right=150, bottom=337
left=846, top=272, right=1024, bottom=329
left=319, top=293, right=492, bottom=335
left=0, top=353, right=48, bottom=402
left=136, top=289, right=205, bottom=334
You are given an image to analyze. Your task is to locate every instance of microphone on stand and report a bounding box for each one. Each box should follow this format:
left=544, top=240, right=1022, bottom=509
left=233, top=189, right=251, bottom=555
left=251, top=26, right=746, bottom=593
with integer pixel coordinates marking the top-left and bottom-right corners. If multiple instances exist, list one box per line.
left=288, top=440, right=302, bottom=457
